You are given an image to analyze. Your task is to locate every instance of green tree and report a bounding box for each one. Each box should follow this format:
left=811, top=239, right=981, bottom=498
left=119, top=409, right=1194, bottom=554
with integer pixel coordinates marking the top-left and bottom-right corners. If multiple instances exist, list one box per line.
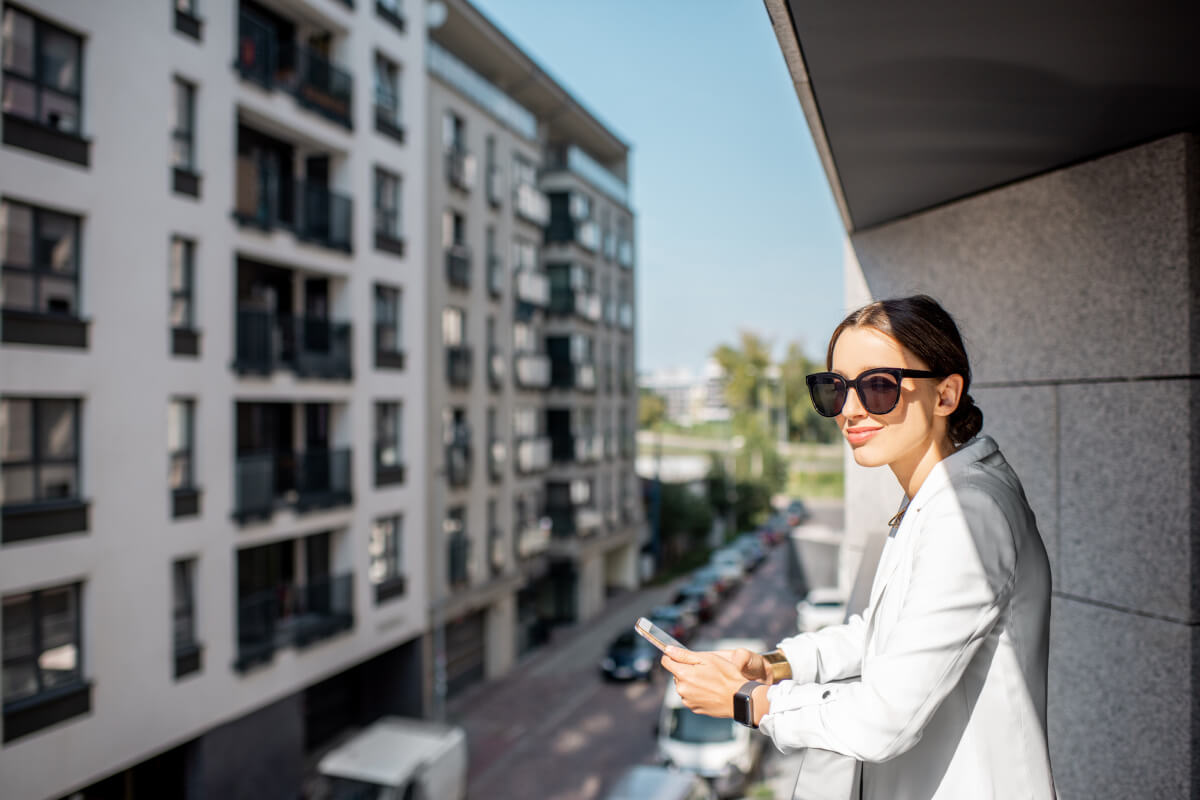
left=638, top=388, right=667, bottom=431
left=780, top=341, right=838, bottom=443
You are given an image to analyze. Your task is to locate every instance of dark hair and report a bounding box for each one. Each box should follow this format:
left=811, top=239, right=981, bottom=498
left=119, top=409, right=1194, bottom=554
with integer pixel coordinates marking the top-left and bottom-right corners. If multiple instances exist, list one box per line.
left=826, top=294, right=983, bottom=444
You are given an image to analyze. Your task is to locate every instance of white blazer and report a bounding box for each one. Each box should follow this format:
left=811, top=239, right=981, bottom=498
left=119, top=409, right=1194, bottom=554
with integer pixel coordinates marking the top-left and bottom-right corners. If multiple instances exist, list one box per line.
left=759, top=436, right=1056, bottom=800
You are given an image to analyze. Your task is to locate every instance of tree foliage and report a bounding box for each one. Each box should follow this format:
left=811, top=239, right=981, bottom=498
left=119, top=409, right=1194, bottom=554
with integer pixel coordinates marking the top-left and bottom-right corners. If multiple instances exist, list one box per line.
left=638, top=388, right=667, bottom=431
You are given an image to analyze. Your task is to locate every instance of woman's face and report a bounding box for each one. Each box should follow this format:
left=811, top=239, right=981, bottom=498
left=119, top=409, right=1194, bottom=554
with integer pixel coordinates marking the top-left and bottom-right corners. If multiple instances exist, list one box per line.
left=830, top=325, right=948, bottom=469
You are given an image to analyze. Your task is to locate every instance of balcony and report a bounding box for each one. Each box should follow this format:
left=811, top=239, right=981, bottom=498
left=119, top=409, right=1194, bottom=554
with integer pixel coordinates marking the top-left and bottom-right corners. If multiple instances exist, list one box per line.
left=515, top=437, right=552, bottom=474
left=487, top=165, right=503, bottom=206
left=515, top=270, right=550, bottom=307
left=514, top=353, right=551, bottom=389
left=516, top=520, right=551, bottom=559
left=235, top=309, right=352, bottom=379
left=445, top=245, right=471, bottom=289
left=550, top=289, right=602, bottom=322
left=446, top=148, right=476, bottom=191
left=233, top=448, right=352, bottom=522
left=235, top=12, right=353, bottom=130
left=576, top=220, right=600, bottom=251
left=548, top=507, right=603, bottom=538
left=446, top=432, right=472, bottom=488
left=235, top=572, right=354, bottom=671
left=551, top=361, right=596, bottom=392
left=488, top=349, right=506, bottom=389
left=234, top=157, right=353, bottom=252
left=488, top=439, right=507, bottom=482
left=514, top=183, right=550, bottom=227
left=573, top=434, right=604, bottom=465
left=446, top=346, right=472, bottom=388
left=448, top=533, right=471, bottom=589
left=618, top=239, right=634, bottom=268
left=375, top=324, right=405, bottom=370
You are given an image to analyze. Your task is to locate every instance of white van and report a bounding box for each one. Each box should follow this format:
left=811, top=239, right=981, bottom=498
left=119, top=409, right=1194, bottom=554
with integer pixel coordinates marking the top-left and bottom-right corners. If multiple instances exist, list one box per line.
left=315, top=717, right=468, bottom=800
left=655, top=638, right=767, bottom=799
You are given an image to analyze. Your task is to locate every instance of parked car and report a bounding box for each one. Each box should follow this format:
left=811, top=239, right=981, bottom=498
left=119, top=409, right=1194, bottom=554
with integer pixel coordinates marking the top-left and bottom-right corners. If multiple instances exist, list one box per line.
left=601, top=630, right=660, bottom=681
left=796, top=587, right=847, bottom=633
left=733, top=534, right=767, bottom=571
left=786, top=498, right=812, bottom=527
left=316, top=717, right=467, bottom=800
left=603, top=764, right=716, bottom=800
left=759, top=512, right=791, bottom=545
left=673, top=582, right=719, bottom=622
left=708, top=548, right=747, bottom=588
left=649, top=604, right=698, bottom=644
left=656, top=637, right=769, bottom=798
left=692, top=564, right=735, bottom=597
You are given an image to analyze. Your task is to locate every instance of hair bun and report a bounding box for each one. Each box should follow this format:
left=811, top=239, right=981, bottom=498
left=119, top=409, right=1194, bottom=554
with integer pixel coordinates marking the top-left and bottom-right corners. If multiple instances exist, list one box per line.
left=949, top=393, right=983, bottom=444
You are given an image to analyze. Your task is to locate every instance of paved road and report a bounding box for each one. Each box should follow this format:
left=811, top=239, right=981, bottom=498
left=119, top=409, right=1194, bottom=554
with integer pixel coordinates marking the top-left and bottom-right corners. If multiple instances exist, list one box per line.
left=448, top=501, right=843, bottom=799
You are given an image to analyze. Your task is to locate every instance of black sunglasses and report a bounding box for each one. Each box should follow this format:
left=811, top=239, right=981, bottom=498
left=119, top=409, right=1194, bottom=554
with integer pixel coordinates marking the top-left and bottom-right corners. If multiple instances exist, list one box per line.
left=805, top=368, right=944, bottom=417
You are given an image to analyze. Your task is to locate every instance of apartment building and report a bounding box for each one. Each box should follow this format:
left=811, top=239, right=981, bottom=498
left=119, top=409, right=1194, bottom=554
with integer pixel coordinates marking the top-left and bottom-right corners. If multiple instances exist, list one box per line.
left=0, top=1, right=429, bottom=798
left=424, top=0, right=642, bottom=703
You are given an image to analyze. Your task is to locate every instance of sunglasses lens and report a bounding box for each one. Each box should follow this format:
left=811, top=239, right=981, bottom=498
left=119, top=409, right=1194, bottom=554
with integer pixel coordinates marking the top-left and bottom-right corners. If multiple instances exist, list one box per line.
left=809, top=376, right=846, bottom=417
left=860, top=373, right=901, bottom=414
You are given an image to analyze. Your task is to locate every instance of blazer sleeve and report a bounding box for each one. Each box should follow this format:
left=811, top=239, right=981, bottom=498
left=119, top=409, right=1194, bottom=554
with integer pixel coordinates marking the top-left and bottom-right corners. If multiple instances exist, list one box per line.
left=758, top=483, right=1018, bottom=762
left=775, top=613, right=868, bottom=684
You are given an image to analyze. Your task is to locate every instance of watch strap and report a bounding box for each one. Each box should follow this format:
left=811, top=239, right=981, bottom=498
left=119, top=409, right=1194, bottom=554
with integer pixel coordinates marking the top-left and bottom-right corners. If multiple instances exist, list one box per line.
left=734, top=680, right=763, bottom=728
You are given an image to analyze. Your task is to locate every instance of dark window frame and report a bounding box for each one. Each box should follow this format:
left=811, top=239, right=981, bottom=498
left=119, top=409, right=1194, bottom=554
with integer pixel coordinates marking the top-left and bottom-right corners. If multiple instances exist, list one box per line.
left=1, top=582, right=84, bottom=707
left=369, top=513, right=404, bottom=588
left=0, top=397, right=81, bottom=508
left=168, top=397, right=195, bottom=491
left=1, top=5, right=85, bottom=136
left=171, top=75, right=197, bottom=172
left=374, top=401, right=402, bottom=469
left=1, top=198, right=82, bottom=317
left=374, top=166, right=402, bottom=238
left=172, top=558, right=198, bottom=652
left=169, top=235, right=194, bottom=330
left=373, top=52, right=401, bottom=127
left=374, top=283, right=401, bottom=349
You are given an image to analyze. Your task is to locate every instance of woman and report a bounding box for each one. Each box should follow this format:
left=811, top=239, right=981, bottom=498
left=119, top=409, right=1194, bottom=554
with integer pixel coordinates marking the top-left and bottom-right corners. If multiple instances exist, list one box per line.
left=661, top=295, right=1055, bottom=799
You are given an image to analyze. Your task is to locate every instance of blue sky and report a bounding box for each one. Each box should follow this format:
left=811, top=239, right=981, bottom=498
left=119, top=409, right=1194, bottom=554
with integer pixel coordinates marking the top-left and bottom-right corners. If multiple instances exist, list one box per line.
left=470, top=0, right=846, bottom=372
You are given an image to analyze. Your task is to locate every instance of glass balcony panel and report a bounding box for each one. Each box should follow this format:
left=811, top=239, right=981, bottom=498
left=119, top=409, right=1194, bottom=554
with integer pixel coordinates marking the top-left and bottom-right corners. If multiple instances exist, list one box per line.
left=514, top=270, right=550, bottom=307
left=514, top=183, right=550, bottom=226
left=427, top=42, right=537, bottom=140
left=514, top=353, right=550, bottom=389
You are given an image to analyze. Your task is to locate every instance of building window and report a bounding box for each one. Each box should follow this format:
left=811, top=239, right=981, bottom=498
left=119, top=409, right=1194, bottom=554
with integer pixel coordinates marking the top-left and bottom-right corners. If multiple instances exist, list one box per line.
left=168, top=398, right=194, bottom=490
left=442, top=306, right=465, bottom=347
left=442, top=111, right=465, bottom=153
left=374, top=401, right=404, bottom=486
left=168, top=236, right=194, bottom=329
left=374, top=167, right=402, bottom=239
left=0, top=397, right=80, bottom=508
left=2, top=583, right=89, bottom=742
left=1, top=200, right=81, bottom=317
left=170, top=77, right=196, bottom=172
left=1, top=7, right=83, bottom=135
left=172, top=559, right=202, bottom=678
left=373, top=52, right=402, bottom=140
left=511, top=238, right=536, bottom=272
left=374, top=284, right=403, bottom=368
left=369, top=514, right=405, bottom=602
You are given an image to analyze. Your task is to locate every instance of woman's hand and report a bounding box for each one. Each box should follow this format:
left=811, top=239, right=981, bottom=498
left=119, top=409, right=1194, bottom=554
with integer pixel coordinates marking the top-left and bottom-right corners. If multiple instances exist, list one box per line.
left=716, top=648, right=771, bottom=683
left=660, top=647, right=753, bottom=719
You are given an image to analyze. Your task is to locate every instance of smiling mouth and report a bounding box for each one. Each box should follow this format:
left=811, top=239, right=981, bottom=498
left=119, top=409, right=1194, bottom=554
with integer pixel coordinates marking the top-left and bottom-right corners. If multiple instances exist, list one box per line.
left=845, top=427, right=882, bottom=444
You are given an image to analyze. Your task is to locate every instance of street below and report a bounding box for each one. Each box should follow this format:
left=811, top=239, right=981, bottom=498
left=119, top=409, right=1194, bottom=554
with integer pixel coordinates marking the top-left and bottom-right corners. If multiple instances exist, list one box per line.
left=448, top=501, right=843, bottom=799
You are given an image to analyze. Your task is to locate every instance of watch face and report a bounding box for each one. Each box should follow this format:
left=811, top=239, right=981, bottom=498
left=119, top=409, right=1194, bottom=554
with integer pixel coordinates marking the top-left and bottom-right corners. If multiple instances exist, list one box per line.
left=733, top=689, right=753, bottom=727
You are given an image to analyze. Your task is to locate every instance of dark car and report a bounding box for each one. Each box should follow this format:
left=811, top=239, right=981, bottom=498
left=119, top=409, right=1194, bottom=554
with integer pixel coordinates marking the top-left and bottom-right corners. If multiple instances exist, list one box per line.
left=648, top=604, right=698, bottom=643
left=786, top=498, right=812, bottom=527
left=673, top=582, right=719, bottom=622
left=692, top=565, right=733, bottom=597
left=734, top=534, right=767, bottom=571
left=600, top=631, right=660, bottom=681
left=759, top=512, right=791, bottom=546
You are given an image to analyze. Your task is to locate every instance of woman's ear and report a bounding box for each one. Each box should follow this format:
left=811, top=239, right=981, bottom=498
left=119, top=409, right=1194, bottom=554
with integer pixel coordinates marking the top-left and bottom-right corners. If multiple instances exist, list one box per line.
left=933, top=374, right=964, bottom=417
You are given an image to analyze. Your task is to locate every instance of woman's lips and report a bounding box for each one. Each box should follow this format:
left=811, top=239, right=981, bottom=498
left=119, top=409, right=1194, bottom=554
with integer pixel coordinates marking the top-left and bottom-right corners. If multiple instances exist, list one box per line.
left=845, top=427, right=882, bottom=446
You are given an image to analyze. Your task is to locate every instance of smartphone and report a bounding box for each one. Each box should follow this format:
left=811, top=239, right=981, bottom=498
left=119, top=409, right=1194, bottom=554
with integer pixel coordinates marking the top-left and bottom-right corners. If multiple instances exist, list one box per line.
left=635, top=616, right=686, bottom=654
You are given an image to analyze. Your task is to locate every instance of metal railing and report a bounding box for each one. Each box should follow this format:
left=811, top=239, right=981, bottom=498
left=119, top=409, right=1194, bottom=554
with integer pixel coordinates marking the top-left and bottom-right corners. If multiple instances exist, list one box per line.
left=236, top=12, right=353, bottom=129
left=514, top=182, right=550, bottom=226
left=514, top=270, right=550, bottom=306
left=446, top=148, right=476, bottom=191
left=446, top=346, right=472, bottom=387
left=235, top=572, right=354, bottom=670
left=234, top=156, right=353, bottom=252
left=235, top=309, right=352, bottom=378
left=448, top=533, right=471, bottom=588
left=446, top=431, right=472, bottom=487
left=446, top=245, right=471, bottom=288
left=234, top=448, right=352, bottom=520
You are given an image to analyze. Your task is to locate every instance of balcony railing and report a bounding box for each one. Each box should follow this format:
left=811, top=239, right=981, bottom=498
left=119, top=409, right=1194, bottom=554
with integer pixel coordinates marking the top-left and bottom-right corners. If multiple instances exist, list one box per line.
left=514, top=353, right=551, bottom=389
left=446, top=433, right=471, bottom=488
left=547, top=507, right=602, bottom=538
left=446, top=346, right=472, bottom=387
left=550, top=288, right=602, bottom=322
left=514, top=182, right=550, bottom=227
left=234, top=448, right=353, bottom=522
left=515, top=437, right=551, bottom=474
left=488, top=439, right=507, bottom=482
left=488, top=349, right=505, bottom=389
left=235, top=309, right=352, bottom=379
left=573, top=434, right=604, bottom=464
left=235, top=572, right=354, bottom=671
left=446, top=148, right=476, bottom=191
left=236, top=12, right=353, bottom=129
left=576, top=220, right=599, bottom=251
left=550, top=360, right=596, bottom=392
left=234, top=156, right=353, bottom=252
left=448, top=533, right=471, bottom=588
left=516, top=520, right=551, bottom=559
left=446, top=245, right=471, bottom=288
left=515, top=270, right=550, bottom=307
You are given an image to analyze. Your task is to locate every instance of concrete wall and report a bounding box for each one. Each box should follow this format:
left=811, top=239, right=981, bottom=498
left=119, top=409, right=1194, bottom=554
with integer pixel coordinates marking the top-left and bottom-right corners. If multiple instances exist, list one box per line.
left=842, top=133, right=1198, bottom=799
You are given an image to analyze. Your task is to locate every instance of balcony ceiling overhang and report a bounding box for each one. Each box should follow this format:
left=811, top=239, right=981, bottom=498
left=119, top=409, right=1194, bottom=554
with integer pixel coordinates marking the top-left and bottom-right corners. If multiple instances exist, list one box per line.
left=767, top=0, right=1200, bottom=231
left=433, top=0, right=629, bottom=165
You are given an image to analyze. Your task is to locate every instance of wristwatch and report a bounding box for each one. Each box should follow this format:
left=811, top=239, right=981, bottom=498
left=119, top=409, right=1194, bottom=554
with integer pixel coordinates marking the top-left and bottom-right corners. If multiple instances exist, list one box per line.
left=733, top=680, right=764, bottom=728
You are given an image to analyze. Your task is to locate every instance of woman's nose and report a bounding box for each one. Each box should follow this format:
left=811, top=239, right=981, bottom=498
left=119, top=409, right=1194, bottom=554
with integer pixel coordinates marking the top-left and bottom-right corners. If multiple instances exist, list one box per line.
left=839, top=385, right=868, bottom=420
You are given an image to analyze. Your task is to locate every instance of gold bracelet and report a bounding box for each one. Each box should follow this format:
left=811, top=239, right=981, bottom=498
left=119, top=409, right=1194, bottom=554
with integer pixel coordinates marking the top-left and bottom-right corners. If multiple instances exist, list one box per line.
left=762, top=649, right=792, bottom=683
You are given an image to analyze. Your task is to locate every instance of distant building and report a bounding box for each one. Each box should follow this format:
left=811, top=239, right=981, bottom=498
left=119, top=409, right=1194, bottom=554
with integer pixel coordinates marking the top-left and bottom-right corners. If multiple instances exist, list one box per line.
left=639, top=358, right=731, bottom=426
